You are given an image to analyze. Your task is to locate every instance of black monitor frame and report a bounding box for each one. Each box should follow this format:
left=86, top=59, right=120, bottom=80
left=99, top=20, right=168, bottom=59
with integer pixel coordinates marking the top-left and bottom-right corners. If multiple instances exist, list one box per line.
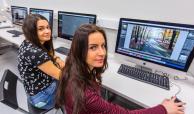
left=58, top=11, right=96, bottom=41
left=11, top=6, right=28, bottom=26
left=115, top=18, right=194, bottom=72
left=29, top=8, right=53, bottom=29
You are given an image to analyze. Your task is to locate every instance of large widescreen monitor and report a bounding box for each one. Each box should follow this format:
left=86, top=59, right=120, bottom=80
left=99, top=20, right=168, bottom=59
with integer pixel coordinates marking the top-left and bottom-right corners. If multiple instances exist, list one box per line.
left=11, top=6, right=28, bottom=25
left=115, top=18, right=194, bottom=72
left=29, top=8, right=53, bottom=29
left=58, top=11, right=96, bottom=41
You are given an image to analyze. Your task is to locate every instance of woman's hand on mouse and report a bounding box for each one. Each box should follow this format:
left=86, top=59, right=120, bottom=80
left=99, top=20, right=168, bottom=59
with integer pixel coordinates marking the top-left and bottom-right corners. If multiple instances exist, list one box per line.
left=161, top=96, right=185, bottom=114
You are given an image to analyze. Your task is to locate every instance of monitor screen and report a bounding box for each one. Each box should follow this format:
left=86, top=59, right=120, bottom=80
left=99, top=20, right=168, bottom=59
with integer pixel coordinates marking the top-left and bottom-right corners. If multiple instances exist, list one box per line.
left=11, top=6, right=28, bottom=25
left=58, top=11, right=96, bottom=40
left=29, top=8, right=53, bottom=29
left=115, top=18, right=194, bottom=71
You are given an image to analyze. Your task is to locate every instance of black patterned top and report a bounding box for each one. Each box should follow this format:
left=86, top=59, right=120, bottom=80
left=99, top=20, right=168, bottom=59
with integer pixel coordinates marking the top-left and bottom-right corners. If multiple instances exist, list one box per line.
left=18, top=40, right=55, bottom=96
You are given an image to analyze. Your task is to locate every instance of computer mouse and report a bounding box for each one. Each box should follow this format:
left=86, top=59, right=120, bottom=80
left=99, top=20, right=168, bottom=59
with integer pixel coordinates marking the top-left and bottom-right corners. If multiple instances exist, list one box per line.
left=174, top=97, right=184, bottom=107
left=174, top=97, right=182, bottom=103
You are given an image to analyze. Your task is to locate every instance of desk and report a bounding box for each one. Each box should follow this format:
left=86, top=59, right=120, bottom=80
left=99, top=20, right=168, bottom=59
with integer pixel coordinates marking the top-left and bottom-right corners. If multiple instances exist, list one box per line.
left=0, top=27, right=24, bottom=46
left=102, top=58, right=194, bottom=114
left=1, top=27, right=194, bottom=114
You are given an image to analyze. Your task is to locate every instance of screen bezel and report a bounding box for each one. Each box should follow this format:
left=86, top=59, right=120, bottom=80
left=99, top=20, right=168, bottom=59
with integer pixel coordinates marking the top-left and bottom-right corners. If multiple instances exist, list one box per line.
left=115, top=18, right=194, bottom=72
left=29, top=8, right=53, bottom=29
left=57, top=11, right=97, bottom=41
left=11, top=6, right=28, bottom=26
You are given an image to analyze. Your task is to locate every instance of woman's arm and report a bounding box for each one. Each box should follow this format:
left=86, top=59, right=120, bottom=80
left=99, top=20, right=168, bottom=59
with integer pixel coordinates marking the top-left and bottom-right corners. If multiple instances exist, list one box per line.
left=38, top=60, right=61, bottom=80
left=84, top=89, right=167, bottom=114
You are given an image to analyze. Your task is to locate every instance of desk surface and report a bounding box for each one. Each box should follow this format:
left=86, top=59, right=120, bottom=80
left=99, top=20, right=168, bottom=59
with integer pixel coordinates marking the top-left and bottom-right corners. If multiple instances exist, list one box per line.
left=102, top=58, right=194, bottom=114
left=1, top=27, right=194, bottom=114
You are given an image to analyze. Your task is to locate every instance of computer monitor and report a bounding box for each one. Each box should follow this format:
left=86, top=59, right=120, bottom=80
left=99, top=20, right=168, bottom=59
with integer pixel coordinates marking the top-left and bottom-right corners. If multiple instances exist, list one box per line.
left=11, top=6, right=28, bottom=25
left=115, top=18, right=194, bottom=72
left=29, top=8, right=53, bottom=29
left=58, top=11, right=96, bottom=41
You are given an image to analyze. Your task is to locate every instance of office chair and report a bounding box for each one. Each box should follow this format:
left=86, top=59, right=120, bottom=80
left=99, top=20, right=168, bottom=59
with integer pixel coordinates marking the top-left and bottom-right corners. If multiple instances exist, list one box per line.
left=0, top=69, right=54, bottom=114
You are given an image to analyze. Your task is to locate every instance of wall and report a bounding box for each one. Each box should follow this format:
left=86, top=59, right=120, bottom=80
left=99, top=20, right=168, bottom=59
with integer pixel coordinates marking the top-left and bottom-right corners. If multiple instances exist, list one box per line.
left=10, top=0, right=194, bottom=53
left=11, top=0, right=194, bottom=28
left=7, top=2, right=193, bottom=35
left=10, top=0, right=194, bottom=74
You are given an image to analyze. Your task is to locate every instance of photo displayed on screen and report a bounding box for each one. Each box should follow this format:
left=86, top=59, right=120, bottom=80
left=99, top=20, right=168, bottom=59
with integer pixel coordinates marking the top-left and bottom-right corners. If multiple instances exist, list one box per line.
left=30, top=8, right=53, bottom=28
left=58, top=11, right=96, bottom=40
left=11, top=6, right=28, bottom=25
left=116, top=18, right=194, bottom=71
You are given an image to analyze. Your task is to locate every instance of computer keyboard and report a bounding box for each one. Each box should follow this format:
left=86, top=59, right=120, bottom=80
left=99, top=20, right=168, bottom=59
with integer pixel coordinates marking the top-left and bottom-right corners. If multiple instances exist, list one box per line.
left=7, top=30, right=23, bottom=36
left=55, top=47, right=70, bottom=55
left=117, top=64, right=170, bottom=90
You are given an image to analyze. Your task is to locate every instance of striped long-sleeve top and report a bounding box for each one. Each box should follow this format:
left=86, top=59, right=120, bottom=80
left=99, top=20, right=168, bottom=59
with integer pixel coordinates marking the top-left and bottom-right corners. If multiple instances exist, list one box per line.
left=64, top=87, right=167, bottom=114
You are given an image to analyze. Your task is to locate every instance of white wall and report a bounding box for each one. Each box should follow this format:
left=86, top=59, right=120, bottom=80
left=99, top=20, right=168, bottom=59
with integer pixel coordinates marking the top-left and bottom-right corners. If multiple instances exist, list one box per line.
left=10, top=0, right=194, bottom=74
left=11, top=0, right=194, bottom=25
left=11, top=0, right=194, bottom=52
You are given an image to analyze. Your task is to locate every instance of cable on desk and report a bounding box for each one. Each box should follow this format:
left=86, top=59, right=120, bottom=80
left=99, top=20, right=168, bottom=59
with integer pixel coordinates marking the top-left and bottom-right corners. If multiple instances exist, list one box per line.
left=155, top=69, right=188, bottom=80
left=170, top=81, right=181, bottom=96
left=187, top=71, right=194, bottom=78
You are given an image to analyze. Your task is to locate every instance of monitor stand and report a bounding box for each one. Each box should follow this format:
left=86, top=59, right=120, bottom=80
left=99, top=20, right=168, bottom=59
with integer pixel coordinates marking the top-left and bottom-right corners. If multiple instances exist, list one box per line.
left=135, top=64, right=152, bottom=73
left=118, top=55, right=153, bottom=73
left=187, top=59, right=194, bottom=78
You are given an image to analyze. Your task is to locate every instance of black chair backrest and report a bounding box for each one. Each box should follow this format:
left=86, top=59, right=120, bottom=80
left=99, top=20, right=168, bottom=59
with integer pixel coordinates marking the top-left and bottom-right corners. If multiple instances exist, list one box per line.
left=0, top=69, right=19, bottom=109
left=0, top=69, right=58, bottom=114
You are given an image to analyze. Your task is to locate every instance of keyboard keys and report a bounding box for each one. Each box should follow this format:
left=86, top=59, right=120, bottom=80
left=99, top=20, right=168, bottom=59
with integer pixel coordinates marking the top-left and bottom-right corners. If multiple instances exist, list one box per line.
left=55, top=47, right=70, bottom=55
left=7, top=30, right=23, bottom=36
left=117, top=64, right=170, bottom=90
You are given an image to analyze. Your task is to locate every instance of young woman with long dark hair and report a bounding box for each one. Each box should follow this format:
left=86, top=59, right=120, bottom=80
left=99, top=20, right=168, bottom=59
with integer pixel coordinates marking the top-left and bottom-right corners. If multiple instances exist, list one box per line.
left=55, top=24, right=185, bottom=114
left=18, top=14, right=65, bottom=109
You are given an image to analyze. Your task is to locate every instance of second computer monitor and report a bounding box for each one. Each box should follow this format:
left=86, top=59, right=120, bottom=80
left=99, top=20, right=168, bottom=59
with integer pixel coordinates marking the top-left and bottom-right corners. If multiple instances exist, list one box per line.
left=115, top=18, right=194, bottom=72
left=11, top=6, right=28, bottom=25
left=29, top=8, right=53, bottom=29
left=58, top=11, right=96, bottom=40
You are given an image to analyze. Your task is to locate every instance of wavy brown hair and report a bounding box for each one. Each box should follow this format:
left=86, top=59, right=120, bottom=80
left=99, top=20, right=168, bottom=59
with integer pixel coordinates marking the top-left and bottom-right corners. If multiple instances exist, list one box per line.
left=22, top=14, right=55, bottom=57
left=55, top=24, right=108, bottom=114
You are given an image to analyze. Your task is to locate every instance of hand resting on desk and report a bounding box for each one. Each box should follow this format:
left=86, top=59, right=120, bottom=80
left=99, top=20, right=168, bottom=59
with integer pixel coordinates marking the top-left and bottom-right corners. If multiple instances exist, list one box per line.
left=161, top=96, right=185, bottom=114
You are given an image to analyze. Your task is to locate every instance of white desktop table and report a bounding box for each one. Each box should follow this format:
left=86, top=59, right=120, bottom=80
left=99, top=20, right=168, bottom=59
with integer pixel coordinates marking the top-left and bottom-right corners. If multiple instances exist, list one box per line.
left=0, top=27, right=24, bottom=46
left=1, top=27, right=194, bottom=114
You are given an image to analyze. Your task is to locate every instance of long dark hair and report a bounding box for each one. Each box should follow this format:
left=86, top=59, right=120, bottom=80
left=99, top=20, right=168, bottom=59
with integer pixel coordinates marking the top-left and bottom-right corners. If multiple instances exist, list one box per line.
left=22, top=14, right=54, bottom=57
left=55, top=24, right=108, bottom=113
